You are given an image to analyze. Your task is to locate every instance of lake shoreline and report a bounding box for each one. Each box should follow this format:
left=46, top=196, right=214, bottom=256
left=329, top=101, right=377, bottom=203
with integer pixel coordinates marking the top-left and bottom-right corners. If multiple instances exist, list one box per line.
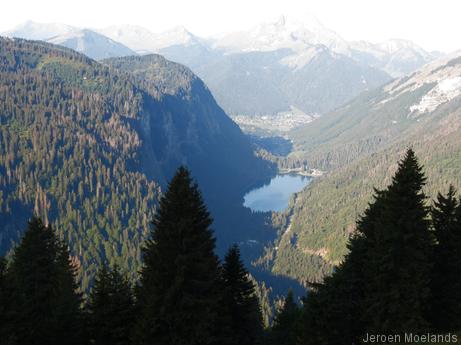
left=278, top=168, right=325, bottom=177
left=243, top=174, right=312, bottom=212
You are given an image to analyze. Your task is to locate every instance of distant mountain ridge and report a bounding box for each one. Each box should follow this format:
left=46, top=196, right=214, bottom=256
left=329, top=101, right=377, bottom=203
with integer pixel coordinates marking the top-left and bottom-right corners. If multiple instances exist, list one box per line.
left=3, top=20, right=77, bottom=40
left=48, top=29, right=137, bottom=60
left=98, top=25, right=205, bottom=54
left=3, top=21, right=137, bottom=60
left=2, top=18, right=443, bottom=116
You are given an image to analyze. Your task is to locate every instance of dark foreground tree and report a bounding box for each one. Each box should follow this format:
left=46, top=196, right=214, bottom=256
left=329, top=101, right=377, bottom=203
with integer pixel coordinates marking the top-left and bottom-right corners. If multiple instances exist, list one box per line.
left=222, top=245, right=263, bottom=345
left=299, top=190, right=387, bottom=345
left=0, top=256, right=12, bottom=343
left=86, top=264, right=135, bottom=345
left=5, top=217, right=83, bottom=345
left=268, top=290, right=300, bottom=345
left=135, top=167, right=226, bottom=345
left=299, top=149, right=434, bottom=343
left=429, top=186, right=461, bottom=331
left=364, top=149, right=433, bottom=333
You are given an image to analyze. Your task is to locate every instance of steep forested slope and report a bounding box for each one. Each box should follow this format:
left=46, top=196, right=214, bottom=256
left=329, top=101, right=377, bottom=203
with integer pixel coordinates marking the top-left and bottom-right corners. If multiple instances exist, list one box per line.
left=0, top=38, right=273, bottom=289
left=103, top=55, right=273, bottom=201
left=289, top=56, right=461, bottom=169
left=266, top=56, right=461, bottom=284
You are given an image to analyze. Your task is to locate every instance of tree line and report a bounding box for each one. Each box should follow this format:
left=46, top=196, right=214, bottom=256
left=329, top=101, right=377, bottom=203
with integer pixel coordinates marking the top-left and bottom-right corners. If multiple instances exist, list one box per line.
left=1, top=150, right=461, bottom=344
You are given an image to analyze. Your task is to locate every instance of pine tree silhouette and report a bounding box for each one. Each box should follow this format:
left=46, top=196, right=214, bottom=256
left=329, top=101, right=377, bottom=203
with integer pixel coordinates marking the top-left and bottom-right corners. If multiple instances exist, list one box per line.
left=0, top=256, right=12, bottom=343
left=299, top=190, right=388, bottom=345
left=363, top=149, right=433, bottom=333
left=430, top=186, right=461, bottom=331
left=299, top=149, right=435, bottom=343
left=222, top=244, right=263, bottom=345
left=86, top=264, right=135, bottom=345
left=269, top=290, right=300, bottom=345
left=135, top=167, right=225, bottom=345
left=6, top=216, right=82, bottom=345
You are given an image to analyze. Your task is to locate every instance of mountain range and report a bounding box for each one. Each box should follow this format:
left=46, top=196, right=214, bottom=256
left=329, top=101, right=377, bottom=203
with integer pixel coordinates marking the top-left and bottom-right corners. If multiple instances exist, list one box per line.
left=3, top=15, right=442, bottom=116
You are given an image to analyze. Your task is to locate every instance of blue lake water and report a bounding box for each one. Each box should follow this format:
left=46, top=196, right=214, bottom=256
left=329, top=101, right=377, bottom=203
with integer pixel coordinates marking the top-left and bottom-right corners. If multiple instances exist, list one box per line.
left=243, top=174, right=311, bottom=212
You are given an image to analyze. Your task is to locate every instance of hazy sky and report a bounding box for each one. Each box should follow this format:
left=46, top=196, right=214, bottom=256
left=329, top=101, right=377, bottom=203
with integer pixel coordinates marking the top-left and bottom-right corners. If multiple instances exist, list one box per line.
left=1, top=0, right=459, bottom=52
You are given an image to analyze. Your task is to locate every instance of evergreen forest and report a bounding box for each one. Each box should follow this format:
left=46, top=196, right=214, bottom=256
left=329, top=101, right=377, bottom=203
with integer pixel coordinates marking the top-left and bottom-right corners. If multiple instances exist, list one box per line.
left=1, top=151, right=461, bottom=344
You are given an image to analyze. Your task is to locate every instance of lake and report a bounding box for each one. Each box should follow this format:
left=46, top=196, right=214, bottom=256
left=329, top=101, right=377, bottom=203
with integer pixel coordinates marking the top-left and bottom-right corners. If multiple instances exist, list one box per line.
left=243, top=174, right=311, bottom=212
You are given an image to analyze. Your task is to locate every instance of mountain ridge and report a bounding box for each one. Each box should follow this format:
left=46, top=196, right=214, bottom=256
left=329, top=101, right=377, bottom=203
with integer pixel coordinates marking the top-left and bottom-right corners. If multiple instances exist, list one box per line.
left=3, top=19, right=441, bottom=117
left=47, top=29, right=137, bottom=60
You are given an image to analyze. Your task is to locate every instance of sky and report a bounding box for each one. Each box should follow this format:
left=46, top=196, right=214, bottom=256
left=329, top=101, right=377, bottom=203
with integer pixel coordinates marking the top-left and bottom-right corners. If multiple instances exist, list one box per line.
left=1, top=0, right=459, bottom=53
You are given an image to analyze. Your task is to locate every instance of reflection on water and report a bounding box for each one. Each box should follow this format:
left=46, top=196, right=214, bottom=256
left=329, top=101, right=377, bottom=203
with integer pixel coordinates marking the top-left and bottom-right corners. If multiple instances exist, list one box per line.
left=243, top=174, right=311, bottom=212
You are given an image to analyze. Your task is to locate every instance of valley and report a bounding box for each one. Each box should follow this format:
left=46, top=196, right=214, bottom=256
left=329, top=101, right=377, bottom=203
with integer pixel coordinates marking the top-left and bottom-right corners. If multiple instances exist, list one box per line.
left=230, top=108, right=317, bottom=136
left=261, top=54, right=461, bottom=285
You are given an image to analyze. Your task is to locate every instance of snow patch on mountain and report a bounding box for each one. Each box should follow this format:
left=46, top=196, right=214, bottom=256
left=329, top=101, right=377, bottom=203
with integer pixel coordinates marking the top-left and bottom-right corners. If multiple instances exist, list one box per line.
left=98, top=25, right=204, bottom=54
left=378, top=53, right=461, bottom=110
left=97, top=25, right=158, bottom=54
left=3, top=17, right=442, bottom=79
left=410, top=77, right=461, bottom=113
left=212, top=15, right=439, bottom=75
left=2, top=20, right=77, bottom=40
left=47, top=29, right=136, bottom=60
left=213, top=13, right=349, bottom=55
left=350, top=38, right=438, bottom=77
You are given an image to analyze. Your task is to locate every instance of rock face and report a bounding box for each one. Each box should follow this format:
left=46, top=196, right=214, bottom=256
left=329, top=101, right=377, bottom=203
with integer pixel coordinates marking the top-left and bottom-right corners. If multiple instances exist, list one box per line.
left=103, top=54, right=273, bottom=199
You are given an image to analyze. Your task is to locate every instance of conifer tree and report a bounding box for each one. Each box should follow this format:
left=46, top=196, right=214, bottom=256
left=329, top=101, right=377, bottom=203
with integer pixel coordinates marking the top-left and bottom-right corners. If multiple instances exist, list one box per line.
left=429, top=186, right=461, bottom=331
left=0, top=256, right=12, bottom=343
left=363, top=149, right=433, bottom=333
left=298, top=191, right=386, bottom=345
left=268, top=290, right=300, bottom=345
left=135, top=167, right=225, bottom=345
left=86, top=264, right=135, bottom=345
left=299, top=150, right=434, bottom=343
left=222, top=244, right=263, bottom=345
left=6, top=217, right=83, bottom=345
left=0, top=256, right=6, bottom=310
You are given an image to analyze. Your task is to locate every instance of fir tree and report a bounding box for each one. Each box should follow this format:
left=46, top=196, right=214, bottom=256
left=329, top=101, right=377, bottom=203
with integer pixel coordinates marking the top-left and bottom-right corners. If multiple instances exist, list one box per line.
left=268, top=290, right=300, bottom=345
left=86, top=264, right=135, bottom=345
left=299, top=191, right=386, bottom=345
left=0, top=256, right=6, bottom=309
left=299, top=150, right=434, bottom=343
left=222, top=244, right=263, bottom=345
left=135, top=167, right=225, bottom=345
left=429, top=186, right=461, bottom=331
left=0, top=256, right=12, bottom=343
left=6, top=216, right=83, bottom=345
left=363, top=149, right=433, bottom=333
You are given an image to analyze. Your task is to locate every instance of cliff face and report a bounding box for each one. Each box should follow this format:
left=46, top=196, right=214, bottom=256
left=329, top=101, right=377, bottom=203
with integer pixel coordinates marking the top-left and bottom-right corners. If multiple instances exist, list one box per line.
left=105, top=54, right=275, bottom=199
